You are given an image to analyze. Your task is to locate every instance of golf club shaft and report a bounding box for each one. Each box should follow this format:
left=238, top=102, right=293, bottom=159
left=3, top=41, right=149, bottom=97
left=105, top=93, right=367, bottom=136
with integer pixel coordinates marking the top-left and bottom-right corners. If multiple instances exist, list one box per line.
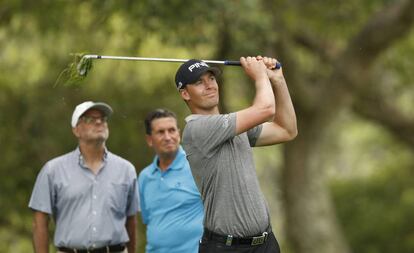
left=82, top=54, right=282, bottom=69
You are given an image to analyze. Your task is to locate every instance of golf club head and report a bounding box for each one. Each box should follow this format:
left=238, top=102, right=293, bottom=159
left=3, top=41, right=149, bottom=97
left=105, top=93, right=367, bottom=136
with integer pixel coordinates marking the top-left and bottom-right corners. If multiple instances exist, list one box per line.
left=76, top=56, right=93, bottom=77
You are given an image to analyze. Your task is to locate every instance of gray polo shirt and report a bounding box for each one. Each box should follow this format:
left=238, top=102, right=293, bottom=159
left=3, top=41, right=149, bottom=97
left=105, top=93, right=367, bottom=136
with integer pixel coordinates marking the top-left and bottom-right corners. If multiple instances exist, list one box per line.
left=28, top=148, right=139, bottom=249
left=182, top=113, right=270, bottom=237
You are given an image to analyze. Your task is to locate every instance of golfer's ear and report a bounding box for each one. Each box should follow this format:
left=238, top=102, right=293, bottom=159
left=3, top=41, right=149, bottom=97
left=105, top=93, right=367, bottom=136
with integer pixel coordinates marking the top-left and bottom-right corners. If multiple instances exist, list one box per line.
left=179, top=88, right=190, bottom=101
left=145, top=135, right=153, bottom=147
left=72, top=127, right=80, bottom=138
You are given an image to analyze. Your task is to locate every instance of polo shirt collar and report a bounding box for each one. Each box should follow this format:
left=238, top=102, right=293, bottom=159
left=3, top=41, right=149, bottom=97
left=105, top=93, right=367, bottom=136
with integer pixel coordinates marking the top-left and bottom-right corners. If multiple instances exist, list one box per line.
left=150, top=145, right=186, bottom=174
left=185, top=114, right=203, bottom=122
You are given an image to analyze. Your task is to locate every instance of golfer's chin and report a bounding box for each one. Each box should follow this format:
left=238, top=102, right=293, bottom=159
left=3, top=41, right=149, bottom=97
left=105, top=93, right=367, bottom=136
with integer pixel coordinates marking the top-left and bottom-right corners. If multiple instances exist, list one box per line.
left=160, top=145, right=178, bottom=156
left=202, top=97, right=219, bottom=109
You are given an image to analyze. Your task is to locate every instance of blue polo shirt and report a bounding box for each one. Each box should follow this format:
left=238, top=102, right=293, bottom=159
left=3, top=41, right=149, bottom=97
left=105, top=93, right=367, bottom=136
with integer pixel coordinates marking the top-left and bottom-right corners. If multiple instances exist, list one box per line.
left=138, top=146, right=204, bottom=253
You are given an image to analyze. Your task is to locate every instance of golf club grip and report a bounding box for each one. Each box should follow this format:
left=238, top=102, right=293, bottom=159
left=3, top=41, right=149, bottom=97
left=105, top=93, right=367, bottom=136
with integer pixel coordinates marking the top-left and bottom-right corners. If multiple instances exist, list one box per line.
left=224, top=60, right=282, bottom=69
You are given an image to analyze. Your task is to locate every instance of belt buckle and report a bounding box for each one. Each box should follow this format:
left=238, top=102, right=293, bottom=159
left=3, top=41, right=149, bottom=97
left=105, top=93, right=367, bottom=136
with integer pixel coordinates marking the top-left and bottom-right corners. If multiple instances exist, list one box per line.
left=225, top=235, right=233, bottom=246
left=251, top=232, right=268, bottom=246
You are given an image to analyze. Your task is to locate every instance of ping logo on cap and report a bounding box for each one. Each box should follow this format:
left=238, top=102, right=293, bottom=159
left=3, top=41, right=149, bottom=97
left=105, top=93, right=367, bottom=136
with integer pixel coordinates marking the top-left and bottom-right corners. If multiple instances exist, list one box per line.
left=188, top=61, right=209, bottom=72
left=175, top=59, right=221, bottom=90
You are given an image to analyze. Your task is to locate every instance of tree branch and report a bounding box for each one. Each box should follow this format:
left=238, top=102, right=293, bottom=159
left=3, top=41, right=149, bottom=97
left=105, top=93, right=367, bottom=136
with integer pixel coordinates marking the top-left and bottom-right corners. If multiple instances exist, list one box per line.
left=292, top=30, right=338, bottom=62
left=353, top=87, right=414, bottom=148
left=345, top=0, right=414, bottom=67
left=318, top=0, right=414, bottom=124
left=345, top=0, right=414, bottom=148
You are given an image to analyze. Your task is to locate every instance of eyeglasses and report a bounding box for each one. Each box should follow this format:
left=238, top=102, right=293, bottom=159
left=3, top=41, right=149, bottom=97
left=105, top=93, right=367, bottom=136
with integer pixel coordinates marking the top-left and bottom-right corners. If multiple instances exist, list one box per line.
left=79, top=115, right=108, bottom=124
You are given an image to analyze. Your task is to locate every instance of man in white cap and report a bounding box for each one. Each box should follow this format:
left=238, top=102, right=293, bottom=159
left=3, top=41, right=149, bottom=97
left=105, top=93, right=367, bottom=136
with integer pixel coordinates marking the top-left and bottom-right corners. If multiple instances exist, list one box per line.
left=29, top=101, right=139, bottom=253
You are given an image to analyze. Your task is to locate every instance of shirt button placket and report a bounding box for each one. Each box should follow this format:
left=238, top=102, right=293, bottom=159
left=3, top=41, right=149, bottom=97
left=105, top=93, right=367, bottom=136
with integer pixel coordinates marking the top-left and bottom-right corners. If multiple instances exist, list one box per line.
left=91, top=179, right=98, bottom=241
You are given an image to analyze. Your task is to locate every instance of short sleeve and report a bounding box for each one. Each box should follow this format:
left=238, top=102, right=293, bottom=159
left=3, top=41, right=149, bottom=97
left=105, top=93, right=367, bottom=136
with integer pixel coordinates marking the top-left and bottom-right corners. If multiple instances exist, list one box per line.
left=187, top=113, right=236, bottom=157
left=138, top=173, right=148, bottom=224
left=247, top=124, right=263, bottom=147
left=28, top=163, right=54, bottom=214
left=126, top=165, right=140, bottom=216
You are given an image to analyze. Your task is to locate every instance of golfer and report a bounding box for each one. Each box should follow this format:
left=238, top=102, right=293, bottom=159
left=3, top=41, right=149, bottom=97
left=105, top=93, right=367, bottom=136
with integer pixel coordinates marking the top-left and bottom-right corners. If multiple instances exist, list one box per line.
left=175, top=56, right=297, bottom=252
left=29, top=101, right=139, bottom=253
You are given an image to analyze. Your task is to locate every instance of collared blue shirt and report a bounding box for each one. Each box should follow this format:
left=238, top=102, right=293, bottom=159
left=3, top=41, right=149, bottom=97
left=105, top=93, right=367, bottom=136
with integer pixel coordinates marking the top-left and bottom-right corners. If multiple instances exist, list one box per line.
left=29, top=148, right=140, bottom=249
left=138, top=146, right=204, bottom=253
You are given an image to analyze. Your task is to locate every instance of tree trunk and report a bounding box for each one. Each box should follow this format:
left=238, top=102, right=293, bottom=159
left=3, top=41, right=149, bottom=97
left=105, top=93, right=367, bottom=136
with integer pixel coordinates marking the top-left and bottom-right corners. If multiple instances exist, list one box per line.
left=276, top=1, right=414, bottom=252
left=282, top=118, right=351, bottom=253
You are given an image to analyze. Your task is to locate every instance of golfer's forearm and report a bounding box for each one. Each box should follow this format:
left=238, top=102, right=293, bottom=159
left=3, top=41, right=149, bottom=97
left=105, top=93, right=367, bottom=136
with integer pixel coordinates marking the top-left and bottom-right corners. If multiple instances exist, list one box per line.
left=252, top=77, right=275, bottom=118
left=270, top=76, right=297, bottom=136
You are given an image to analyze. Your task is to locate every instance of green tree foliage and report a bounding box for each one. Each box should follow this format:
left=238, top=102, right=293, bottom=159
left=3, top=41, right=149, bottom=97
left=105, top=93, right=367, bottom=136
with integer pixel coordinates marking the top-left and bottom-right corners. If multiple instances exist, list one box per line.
left=332, top=165, right=414, bottom=253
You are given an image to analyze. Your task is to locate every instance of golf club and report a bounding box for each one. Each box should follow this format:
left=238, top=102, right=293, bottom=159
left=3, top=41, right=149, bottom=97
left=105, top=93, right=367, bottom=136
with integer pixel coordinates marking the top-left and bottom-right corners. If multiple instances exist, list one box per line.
left=77, top=54, right=282, bottom=77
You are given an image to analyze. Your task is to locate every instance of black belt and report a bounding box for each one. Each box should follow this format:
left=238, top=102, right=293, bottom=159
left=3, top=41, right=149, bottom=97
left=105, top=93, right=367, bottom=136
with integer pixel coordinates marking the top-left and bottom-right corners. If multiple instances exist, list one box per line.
left=58, top=244, right=125, bottom=253
left=203, top=228, right=270, bottom=246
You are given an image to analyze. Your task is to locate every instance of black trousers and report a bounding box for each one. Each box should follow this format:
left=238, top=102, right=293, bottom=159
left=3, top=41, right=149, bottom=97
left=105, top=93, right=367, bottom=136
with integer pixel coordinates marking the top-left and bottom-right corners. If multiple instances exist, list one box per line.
left=199, top=231, right=281, bottom=253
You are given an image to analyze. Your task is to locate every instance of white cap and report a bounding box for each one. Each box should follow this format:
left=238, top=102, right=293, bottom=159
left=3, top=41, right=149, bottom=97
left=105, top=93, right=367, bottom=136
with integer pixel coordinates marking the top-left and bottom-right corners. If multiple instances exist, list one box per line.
left=71, top=101, right=113, bottom=128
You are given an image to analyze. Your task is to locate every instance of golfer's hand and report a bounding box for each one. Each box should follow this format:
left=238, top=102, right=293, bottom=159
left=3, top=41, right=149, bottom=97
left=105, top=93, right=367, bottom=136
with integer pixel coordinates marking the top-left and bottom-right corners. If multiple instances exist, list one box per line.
left=240, top=56, right=268, bottom=81
left=256, top=56, right=284, bottom=83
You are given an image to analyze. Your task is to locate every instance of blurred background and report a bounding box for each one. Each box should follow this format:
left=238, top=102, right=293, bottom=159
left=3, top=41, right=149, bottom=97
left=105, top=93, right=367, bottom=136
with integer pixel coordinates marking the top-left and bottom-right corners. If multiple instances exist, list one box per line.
left=1, top=0, right=414, bottom=252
